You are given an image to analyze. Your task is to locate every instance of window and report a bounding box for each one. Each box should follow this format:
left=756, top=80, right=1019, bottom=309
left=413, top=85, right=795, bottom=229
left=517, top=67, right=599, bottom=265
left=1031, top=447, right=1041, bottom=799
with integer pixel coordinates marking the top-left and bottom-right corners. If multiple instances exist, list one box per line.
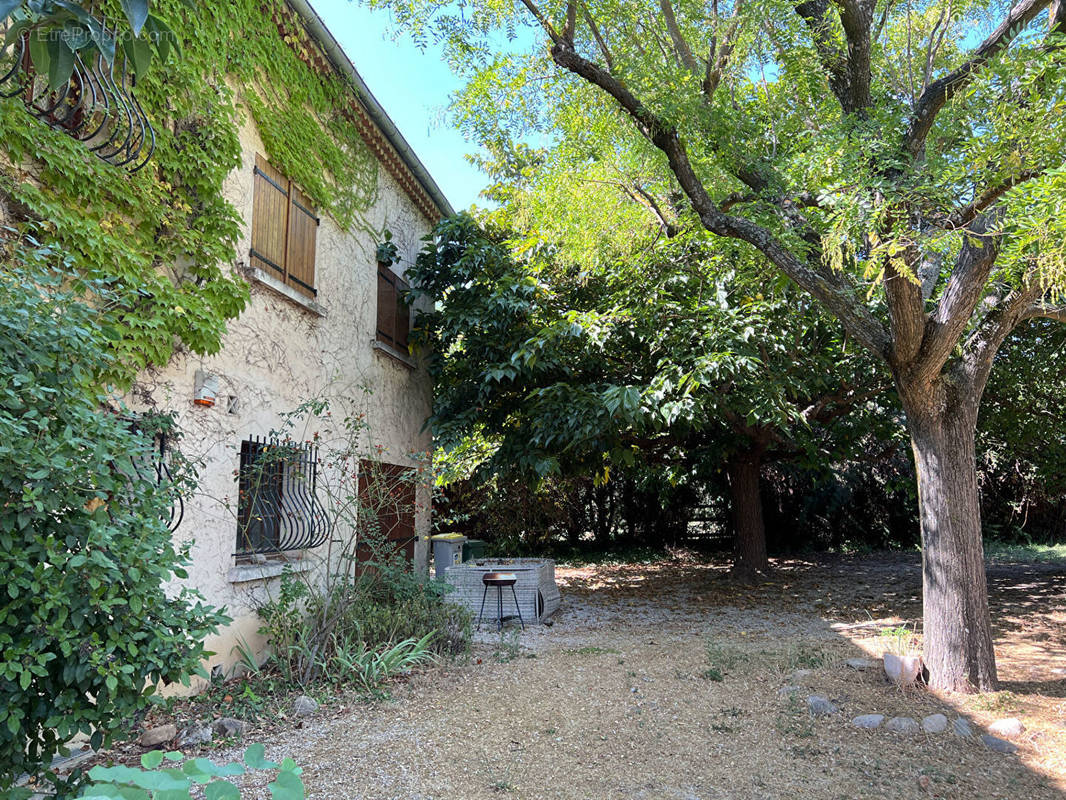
left=250, top=154, right=319, bottom=298
left=376, top=263, right=410, bottom=350
left=236, top=437, right=328, bottom=557
left=355, top=460, right=417, bottom=564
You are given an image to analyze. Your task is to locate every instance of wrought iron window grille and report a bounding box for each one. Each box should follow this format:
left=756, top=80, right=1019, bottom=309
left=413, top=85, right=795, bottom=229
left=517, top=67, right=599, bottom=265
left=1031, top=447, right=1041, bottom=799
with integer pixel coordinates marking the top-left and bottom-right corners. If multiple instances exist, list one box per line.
left=0, top=18, right=155, bottom=172
left=124, top=416, right=184, bottom=534
left=236, top=436, right=328, bottom=558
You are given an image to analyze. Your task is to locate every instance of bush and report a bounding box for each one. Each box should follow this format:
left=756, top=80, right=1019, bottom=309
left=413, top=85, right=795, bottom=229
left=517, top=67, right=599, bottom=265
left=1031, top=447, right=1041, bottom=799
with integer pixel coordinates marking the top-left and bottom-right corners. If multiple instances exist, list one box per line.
left=0, top=238, right=227, bottom=793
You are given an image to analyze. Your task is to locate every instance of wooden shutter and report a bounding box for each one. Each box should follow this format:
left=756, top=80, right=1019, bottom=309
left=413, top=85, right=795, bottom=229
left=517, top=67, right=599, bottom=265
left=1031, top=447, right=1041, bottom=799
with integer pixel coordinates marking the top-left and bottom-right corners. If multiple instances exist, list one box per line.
left=395, top=277, right=410, bottom=350
left=355, top=461, right=416, bottom=566
left=377, top=264, right=397, bottom=346
left=250, top=154, right=317, bottom=297
left=250, top=155, right=290, bottom=278
left=286, top=185, right=318, bottom=298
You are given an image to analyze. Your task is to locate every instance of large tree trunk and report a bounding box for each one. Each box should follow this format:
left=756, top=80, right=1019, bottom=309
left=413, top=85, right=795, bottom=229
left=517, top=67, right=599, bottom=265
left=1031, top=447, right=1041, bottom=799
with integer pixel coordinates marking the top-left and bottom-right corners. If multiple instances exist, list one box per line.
left=726, top=449, right=768, bottom=581
left=905, top=389, right=998, bottom=692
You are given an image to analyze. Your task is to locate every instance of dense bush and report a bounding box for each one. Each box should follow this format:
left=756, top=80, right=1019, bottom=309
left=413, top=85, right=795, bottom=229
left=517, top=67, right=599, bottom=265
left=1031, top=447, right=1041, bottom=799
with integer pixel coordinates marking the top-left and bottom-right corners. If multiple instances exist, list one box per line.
left=0, top=239, right=227, bottom=793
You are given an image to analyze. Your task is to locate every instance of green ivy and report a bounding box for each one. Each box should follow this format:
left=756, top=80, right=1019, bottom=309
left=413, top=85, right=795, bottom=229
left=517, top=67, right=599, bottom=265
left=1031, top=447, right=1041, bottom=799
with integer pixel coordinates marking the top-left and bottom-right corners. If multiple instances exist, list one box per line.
left=0, top=0, right=382, bottom=384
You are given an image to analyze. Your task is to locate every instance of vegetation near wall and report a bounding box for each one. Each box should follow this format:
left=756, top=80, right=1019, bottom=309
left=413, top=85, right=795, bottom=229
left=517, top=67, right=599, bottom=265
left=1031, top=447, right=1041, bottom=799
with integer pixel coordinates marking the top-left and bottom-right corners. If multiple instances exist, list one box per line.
left=0, top=241, right=228, bottom=794
left=0, top=0, right=384, bottom=383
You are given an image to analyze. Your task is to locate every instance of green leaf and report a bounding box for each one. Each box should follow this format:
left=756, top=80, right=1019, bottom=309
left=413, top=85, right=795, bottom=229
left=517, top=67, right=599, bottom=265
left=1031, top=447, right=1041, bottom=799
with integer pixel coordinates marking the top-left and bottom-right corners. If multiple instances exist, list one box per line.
left=0, top=0, right=23, bottom=22
left=205, top=780, right=241, bottom=800
left=141, top=749, right=165, bottom=769
left=121, top=0, right=149, bottom=36
left=27, top=30, right=49, bottom=75
left=122, top=34, right=152, bottom=79
left=243, top=743, right=277, bottom=770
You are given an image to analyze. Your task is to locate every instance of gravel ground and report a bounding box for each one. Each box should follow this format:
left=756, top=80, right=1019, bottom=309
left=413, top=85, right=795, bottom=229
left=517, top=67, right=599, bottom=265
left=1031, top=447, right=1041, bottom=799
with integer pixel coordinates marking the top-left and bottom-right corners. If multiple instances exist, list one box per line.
left=214, top=552, right=1065, bottom=800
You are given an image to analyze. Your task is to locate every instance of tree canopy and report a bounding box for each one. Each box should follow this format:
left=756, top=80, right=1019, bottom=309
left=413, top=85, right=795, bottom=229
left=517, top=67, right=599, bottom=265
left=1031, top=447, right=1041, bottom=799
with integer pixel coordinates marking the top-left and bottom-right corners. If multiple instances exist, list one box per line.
left=379, top=0, right=1066, bottom=691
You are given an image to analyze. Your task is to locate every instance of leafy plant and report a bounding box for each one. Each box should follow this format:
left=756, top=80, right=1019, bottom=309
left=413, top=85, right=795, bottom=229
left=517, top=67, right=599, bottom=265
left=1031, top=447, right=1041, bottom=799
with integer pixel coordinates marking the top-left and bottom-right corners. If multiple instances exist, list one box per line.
left=0, top=240, right=228, bottom=793
left=326, top=633, right=437, bottom=697
left=74, top=744, right=303, bottom=800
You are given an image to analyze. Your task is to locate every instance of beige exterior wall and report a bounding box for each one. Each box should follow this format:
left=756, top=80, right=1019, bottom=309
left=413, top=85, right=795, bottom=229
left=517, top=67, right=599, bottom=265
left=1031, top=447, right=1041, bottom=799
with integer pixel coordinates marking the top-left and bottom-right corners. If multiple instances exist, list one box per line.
left=130, top=113, right=437, bottom=687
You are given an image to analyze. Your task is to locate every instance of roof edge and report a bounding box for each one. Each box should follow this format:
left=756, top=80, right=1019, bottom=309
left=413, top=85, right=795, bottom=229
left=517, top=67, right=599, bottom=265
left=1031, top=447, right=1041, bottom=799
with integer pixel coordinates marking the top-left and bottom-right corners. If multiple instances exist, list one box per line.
left=287, top=0, right=456, bottom=219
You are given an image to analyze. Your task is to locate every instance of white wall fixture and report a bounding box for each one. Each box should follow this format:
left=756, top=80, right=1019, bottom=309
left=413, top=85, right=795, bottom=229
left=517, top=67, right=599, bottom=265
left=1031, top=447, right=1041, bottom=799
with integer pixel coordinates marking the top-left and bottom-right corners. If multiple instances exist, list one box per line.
left=193, top=370, right=220, bottom=407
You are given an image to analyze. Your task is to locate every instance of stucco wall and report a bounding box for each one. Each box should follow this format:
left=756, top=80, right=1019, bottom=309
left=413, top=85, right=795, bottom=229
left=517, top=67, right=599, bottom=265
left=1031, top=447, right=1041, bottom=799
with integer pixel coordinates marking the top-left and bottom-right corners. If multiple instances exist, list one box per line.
left=129, top=114, right=437, bottom=685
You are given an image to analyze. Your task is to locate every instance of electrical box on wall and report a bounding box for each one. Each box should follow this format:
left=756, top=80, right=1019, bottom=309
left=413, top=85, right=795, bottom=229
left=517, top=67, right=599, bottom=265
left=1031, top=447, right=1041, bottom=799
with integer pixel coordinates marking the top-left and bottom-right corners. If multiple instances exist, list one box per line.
left=193, top=370, right=220, bottom=407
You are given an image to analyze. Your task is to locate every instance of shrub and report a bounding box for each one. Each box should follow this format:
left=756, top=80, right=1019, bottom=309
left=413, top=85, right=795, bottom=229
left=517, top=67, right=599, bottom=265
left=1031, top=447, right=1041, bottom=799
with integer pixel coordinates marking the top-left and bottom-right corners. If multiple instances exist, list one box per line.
left=0, top=239, right=228, bottom=793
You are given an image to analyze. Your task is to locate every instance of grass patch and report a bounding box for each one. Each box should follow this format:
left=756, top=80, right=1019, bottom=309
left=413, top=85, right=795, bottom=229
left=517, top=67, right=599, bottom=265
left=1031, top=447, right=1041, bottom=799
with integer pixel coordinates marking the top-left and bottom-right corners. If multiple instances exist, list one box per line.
left=984, top=540, right=1066, bottom=564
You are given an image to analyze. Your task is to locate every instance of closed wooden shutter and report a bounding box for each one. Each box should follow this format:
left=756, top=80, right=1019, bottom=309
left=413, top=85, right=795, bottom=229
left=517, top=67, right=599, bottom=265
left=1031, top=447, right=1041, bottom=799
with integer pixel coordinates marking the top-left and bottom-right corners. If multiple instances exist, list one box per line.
left=355, top=461, right=416, bottom=566
left=250, top=155, right=289, bottom=278
left=395, top=277, right=410, bottom=350
left=286, top=185, right=317, bottom=298
left=377, top=264, right=397, bottom=346
left=250, top=154, right=318, bottom=297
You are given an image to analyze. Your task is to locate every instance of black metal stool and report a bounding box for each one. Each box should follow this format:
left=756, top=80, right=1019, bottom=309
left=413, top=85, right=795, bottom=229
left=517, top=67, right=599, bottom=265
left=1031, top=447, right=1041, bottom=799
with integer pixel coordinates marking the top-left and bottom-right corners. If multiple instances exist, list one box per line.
left=477, top=572, right=525, bottom=631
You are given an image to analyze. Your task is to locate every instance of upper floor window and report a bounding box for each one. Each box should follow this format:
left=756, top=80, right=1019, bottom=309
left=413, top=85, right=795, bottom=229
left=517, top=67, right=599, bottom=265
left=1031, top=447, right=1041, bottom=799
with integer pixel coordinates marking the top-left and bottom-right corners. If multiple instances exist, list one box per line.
left=250, top=154, right=319, bottom=299
left=376, top=263, right=410, bottom=351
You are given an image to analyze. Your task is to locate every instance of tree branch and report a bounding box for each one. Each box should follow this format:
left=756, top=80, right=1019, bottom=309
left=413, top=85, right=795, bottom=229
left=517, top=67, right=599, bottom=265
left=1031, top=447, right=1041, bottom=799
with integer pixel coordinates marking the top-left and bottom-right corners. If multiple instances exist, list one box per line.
left=904, top=0, right=1051, bottom=159
left=916, top=211, right=1004, bottom=382
left=659, top=0, right=700, bottom=72
left=546, top=40, right=892, bottom=359
left=941, top=169, right=1042, bottom=229
left=964, top=281, right=1043, bottom=392
left=795, top=0, right=875, bottom=114
left=1023, top=301, right=1066, bottom=323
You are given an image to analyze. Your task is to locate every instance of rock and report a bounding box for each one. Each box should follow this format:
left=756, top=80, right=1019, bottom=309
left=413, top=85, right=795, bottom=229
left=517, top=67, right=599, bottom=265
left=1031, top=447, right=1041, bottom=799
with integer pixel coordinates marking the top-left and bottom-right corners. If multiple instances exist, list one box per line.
left=293, top=695, right=319, bottom=717
left=806, top=695, right=838, bottom=716
left=777, top=685, right=803, bottom=697
left=789, top=669, right=814, bottom=684
left=211, top=717, right=246, bottom=738
left=845, top=658, right=878, bottom=670
left=883, top=652, right=923, bottom=686
left=885, top=716, right=920, bottom=734
left=953, top=717, right=974, bottom=738
left=178, top=724, right=213, bottom=746
left=851, top=714, right=885, bottom=729
left=981, top=734, right=1018, bottom=754
left=138, top=724, right=177, bottom=748
left=921, top=713, right=948, bottom=733
left=988, top=717, right=1025, bottom=738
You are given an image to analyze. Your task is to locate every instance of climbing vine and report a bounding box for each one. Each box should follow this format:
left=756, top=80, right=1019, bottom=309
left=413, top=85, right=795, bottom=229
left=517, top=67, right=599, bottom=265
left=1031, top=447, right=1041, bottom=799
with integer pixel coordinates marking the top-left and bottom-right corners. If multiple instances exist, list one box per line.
left=0, top=0, right=382, bottom=384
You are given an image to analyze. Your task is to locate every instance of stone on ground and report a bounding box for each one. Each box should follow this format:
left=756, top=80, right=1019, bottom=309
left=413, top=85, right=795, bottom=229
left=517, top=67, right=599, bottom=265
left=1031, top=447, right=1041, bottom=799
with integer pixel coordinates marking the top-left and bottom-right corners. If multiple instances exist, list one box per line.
left=789, top=669, right=814, bottom=684
left=953, top=717, right=974, bottom=738
left=981, top=734, right=1019, bottom=754
left=885, top=716, right=920, bottom=734
left=988, top=718, right=1025, bottom=738
left=178, top=724, right=213, bottom=746
left=851, top=714, right=884, bottom=729
left=921, top=714, right=948, bottom=733
left=293, top=695, right=319, bottom=717
left=212, top=717, right=247, bottom=738
left=777, top=685, right=803, bottom=697
left=806, top=695, right=838, bottom=716
left=138, top=724, right=176, bottom=748
left=883, top=652, right=922, bottom=686
left=845, top=658, right=879, bottom=670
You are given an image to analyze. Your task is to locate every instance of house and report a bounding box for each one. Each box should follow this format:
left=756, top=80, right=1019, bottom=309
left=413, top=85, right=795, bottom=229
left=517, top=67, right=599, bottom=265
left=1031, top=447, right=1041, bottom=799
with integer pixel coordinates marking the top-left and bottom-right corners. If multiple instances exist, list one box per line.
left=0, top=0, right=451, bottom=682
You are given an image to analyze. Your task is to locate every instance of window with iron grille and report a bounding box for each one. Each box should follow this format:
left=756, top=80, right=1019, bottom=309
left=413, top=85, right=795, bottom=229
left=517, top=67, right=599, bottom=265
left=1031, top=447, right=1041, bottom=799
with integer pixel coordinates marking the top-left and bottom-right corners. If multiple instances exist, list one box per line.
left=250, top=154, right=319, bottom=298
left=376, top=263, right=410, bottom=350
left=236, top=437, right=328, bottom=557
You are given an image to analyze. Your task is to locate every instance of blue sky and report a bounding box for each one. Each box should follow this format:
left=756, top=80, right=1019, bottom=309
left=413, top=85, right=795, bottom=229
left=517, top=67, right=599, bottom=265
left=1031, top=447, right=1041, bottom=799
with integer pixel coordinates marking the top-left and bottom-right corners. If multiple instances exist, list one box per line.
left=310, top=0, right=488, bottom=211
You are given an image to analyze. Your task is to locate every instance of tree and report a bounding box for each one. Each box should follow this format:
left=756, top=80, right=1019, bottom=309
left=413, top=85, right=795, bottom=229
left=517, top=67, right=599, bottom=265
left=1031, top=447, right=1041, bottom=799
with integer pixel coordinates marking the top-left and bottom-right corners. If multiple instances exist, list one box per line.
left=0, top=238, right=227, bottom=793
left=409, top=214, right=894, bottom=578
left=381, top=0, right=1066, bottom=690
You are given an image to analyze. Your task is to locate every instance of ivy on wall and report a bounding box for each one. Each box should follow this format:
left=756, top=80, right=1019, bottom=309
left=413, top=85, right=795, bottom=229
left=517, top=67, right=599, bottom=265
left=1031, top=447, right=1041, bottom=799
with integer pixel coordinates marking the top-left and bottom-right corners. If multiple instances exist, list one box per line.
left=0, top=0, right=383, bottom=384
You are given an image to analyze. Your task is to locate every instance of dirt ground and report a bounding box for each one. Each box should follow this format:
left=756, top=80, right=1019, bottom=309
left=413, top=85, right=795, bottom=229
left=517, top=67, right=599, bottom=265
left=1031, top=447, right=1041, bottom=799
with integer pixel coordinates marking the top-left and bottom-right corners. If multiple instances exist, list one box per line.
left=222, top=551, right=1065, bottom=800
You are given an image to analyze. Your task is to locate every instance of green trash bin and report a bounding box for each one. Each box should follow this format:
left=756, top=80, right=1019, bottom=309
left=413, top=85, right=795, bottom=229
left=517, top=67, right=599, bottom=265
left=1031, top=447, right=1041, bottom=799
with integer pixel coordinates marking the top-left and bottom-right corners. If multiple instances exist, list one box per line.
left=463, top=538, right=486, bottom=562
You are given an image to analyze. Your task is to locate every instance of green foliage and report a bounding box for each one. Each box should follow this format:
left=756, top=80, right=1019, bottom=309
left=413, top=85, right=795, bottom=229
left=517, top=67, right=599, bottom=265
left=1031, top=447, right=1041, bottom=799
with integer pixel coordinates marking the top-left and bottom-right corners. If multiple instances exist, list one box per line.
left=75, top=744, right=304, bottom=800
left=0, top=240, right=228, bottom=792
left=0, top=0, right=385, bottom=383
